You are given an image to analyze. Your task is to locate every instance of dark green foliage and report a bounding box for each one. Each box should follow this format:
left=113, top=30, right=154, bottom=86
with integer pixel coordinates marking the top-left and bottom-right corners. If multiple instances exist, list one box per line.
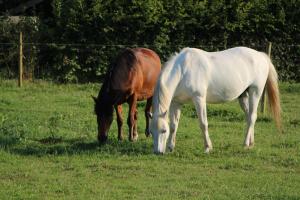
left=0, top=0, right=299, bottom=82
left=0, top=16, right=39, bottom=79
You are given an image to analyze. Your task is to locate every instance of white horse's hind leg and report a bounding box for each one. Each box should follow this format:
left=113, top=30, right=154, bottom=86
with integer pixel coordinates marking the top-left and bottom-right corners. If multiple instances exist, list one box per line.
left=238, top=91, right=249, bottom=114
left=167, top=102, right=181, bottom=152
left=244, top=87, right=261, bottom=148
left=193, top=96, right=212, bottom=153
left=238, top=91, right=253, bottom=146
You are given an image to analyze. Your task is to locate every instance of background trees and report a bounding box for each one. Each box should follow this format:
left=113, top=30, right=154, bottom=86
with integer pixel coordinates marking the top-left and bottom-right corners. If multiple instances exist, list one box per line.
left=0, top=0, right=299, bottom=82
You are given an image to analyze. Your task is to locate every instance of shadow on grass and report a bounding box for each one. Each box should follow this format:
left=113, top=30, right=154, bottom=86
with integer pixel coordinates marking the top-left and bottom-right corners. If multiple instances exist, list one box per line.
left=0, top=135, right=21, bottom=148
left=182, top=105, right=272, bottom=123
left=0, top=135, right=153, bottom=157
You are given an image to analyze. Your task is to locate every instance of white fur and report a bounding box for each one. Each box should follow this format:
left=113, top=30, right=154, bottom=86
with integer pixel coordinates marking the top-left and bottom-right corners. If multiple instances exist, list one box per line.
left=151, top=47, right=275, bottom=154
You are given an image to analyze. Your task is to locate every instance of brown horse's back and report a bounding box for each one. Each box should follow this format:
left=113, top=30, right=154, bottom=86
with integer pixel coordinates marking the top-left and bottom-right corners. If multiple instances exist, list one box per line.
left=133, top=48, right=161, bottom=101
left=110, top=49, right=137, bottom=93
left=110, top=48, right=161, bottom=102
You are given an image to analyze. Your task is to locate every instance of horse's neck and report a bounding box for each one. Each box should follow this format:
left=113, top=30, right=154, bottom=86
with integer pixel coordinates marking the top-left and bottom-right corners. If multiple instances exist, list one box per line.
left=98, top=81, right=114, bottom=103
left=154, top=64, right=182, bottom=114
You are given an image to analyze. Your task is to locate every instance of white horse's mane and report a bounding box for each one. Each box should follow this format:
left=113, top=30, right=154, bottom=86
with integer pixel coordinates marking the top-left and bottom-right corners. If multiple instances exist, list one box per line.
left=153, top=48, right=190, bottom=114
left=153, top=53, right=176, bottom=114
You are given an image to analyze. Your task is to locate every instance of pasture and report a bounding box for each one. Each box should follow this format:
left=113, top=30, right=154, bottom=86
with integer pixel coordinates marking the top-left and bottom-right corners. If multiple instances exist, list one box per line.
left=0, top=79, right=299, bottom=199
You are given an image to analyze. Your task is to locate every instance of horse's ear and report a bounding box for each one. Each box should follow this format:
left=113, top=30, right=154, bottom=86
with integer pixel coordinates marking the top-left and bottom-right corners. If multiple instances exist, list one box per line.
left=91, top=95, right=98, bottom=103
left=161, top=110, right=167, bottom=118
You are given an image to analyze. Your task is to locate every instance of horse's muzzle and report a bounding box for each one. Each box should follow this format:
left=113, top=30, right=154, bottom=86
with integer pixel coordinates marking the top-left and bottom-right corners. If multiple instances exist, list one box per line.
left=98, top=134, right=108, bottom=143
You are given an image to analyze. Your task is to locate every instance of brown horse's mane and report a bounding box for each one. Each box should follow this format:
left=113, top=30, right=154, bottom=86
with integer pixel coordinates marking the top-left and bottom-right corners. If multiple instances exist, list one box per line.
left=110, top=48, right=138, bottom=77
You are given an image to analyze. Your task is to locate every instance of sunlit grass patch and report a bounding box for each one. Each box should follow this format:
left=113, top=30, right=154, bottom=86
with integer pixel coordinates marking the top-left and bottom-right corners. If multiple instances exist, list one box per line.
left=0, top=80, right=299, bottom=199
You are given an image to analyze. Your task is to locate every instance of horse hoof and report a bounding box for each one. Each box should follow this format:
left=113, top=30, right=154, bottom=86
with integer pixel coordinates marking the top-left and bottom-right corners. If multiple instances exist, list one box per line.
left=129, top=135, right=138, bottom=142
left=133, top=135, right=138, bottom=142
left=244, top=144, right=254, bottom=150
left=145, top=131, right=151, bottom=137
left=168, top=147, right=174, bottom=152
left=204, top=147, right=212, bottom=154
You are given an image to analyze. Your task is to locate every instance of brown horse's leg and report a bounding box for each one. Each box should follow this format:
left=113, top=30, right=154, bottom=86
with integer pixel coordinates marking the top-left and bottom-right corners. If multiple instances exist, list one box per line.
left=115, top=104, right=124, bottom=141
left=145, top=97, right=152, bottom=137
left=127, top=95, right=138, bottom=141
left=133, top=109, right=138, bottom=139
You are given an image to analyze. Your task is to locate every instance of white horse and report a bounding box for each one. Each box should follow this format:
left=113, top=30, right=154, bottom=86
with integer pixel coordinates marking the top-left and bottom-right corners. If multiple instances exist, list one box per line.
left=150, top=47, right=281, bottom=154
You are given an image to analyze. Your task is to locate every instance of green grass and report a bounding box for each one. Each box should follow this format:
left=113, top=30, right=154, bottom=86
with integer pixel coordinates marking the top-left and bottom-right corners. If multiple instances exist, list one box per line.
left=0, top=79, right=299, bottom=200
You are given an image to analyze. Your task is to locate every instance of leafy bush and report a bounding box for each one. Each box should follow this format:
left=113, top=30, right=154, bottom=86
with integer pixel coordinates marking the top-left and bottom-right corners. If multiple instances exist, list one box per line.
left=0, top=0, right=299, bottom=82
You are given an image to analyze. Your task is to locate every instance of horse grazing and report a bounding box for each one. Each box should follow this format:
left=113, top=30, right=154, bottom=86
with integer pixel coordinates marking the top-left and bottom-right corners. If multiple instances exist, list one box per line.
left=93, top=48, right=161, bottom=142
left=150, top=47, right=281, bottom=154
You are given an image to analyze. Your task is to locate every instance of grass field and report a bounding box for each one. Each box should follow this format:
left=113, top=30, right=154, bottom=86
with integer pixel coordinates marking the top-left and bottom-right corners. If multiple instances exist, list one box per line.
left=0, top=79, right=299, bottom=199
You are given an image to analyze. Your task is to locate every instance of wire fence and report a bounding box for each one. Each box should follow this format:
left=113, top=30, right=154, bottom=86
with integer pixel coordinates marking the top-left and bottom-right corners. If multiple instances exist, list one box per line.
left=0, top=42, right=299, bottom=83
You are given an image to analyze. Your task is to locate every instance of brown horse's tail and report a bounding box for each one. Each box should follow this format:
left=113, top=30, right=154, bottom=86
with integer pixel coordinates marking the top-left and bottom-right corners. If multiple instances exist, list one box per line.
left=266, top=59, right=282, bottom=131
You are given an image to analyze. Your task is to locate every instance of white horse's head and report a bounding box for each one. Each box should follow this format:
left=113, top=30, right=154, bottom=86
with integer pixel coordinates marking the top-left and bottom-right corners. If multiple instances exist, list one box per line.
left=150, top=111, right=169, bottom=154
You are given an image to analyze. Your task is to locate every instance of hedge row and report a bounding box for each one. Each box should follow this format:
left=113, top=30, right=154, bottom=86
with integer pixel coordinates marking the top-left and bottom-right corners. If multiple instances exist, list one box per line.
left=0, top=0, right=299, bottom=82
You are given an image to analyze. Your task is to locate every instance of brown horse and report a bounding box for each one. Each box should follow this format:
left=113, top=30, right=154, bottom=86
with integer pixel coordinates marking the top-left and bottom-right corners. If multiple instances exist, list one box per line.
left=93, top=48, right=161, bottom=142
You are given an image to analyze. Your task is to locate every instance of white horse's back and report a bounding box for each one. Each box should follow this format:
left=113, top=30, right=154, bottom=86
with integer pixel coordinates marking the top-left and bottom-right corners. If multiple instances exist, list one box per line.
left=173, top=47, right=270, bottom=103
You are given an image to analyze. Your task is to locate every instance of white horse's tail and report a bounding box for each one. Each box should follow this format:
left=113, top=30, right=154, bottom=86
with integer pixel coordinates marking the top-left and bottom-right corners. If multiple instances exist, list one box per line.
left=266, top=58, right=282, bottom=130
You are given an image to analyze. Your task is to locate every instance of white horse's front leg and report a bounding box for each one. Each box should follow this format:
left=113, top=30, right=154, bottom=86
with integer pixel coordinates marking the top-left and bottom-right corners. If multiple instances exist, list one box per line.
left=167, top=102, right=181, bottom=152
left=193, top=96, right=212, bottom=153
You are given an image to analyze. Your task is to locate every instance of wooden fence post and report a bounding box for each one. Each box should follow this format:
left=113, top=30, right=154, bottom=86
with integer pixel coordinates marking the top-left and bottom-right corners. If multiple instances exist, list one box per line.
left=18, top=31, right=23, bottom=87
left=260, top=42, right=272, bottom=113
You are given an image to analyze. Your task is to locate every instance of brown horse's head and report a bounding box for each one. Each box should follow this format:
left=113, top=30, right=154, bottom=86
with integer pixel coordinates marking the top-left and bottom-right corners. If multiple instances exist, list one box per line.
left=93, top=96, right=114, bottom=142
